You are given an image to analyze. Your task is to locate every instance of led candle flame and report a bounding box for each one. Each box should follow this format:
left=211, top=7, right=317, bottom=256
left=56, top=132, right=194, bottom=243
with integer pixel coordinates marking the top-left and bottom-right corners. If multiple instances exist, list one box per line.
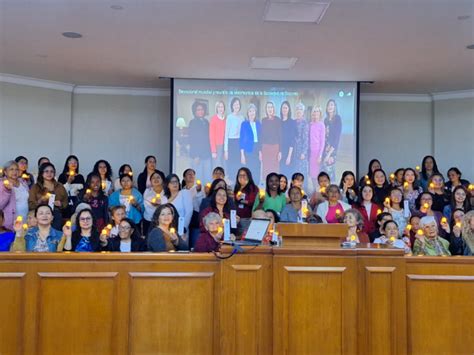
left=417, top=229, right=424, bottom=236
left=384, top=197, right=390, bottom=204
left=217, top=227, right=223, bottom=233
left=377, top=209, right=382, bottom=215
left=196, top=180, right=201, bottom=185
left=468, top=184, right=474, bottom=191
left=128, top=171, right=133, bottom=176
left=65, top=221, right=72, bottom=228
left=423, top=203, right=429, bottom=209
left=86, top=189, right=92, bottom=194
left=335, top=209, right=341, bottom=215
left=390, top=173, right=395, bottom=179
left=259, top=189, right=265, bottom=198
left=151, top=198, right=157, bottom=204
left=302, top=207, right=309, bottom=216
left=170, top=227, right=176, bottom=234
left=406, top=224, right=412, bottom=231
left=69, top=170, right=75, bottom=176
left=441, top=217, right=447, bottom=224
left=21, top=173, right=28, bottom=179
left=106, top=224, right=112, bottom=230
left=206, top=183, right=211, bottom=188
left=129, top=196, right=134, bottom=202
left=46, top=192, right=51, bottom=198
left=156, top=193, right=161, bottom=199
left=415, top=166, right=421, bottom=171
left=101, top=181, right=106, bottom=190
left=366, top=180, right=371, bottom=185
left=429, top=182, right=435, bottom=189
left=301, top=189, right=305, bottom=196
left=101, top=229, right=108, bottom=235
left=350, top=235, right=356, bottom=241
left=365, top=175, right=369, bottom=180
left=22, top=224, right=28, bottom=230
left=455, top=222, right=462, bottom=228
left=403, top=182, right=409, bottom=189
left=16, top=216, right=23, bottom=222
left=319, top=186, right=326, bottom=193
left=390, top=236, right=395, bottom=242
left=0, top=168, right=3, bottom=175
left=3, top=180, right=9, bottom=186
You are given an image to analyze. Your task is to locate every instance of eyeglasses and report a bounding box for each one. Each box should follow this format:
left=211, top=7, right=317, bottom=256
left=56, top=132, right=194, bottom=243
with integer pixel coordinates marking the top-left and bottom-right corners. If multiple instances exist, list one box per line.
left=79, top=217, right=92, bottom=222
left=119, top=226, right=131, bottom=231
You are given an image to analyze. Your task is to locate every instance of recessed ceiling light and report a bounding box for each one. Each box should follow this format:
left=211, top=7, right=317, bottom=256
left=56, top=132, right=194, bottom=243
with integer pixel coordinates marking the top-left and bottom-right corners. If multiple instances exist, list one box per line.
left=467, top=44, right=474, bottom=49
left=264, top=1, right=330, bottom=23
left=457, top=15, right=470, bottom=20
left=111, top=5, right=123, bottom=10
left=250, top=56, right=298, bottom=70
left=62, top=32, right=82, bottom=39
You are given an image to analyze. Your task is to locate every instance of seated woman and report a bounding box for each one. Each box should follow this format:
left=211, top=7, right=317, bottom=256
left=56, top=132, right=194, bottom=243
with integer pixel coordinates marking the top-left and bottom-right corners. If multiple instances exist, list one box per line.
left=280, top=186, right=313, bottom=223
left=0, top=210, right=15, bottom=251
left=60, top=209, right=105, bottom=252
left=316, top=184, right=351, bottom=223
left=103, top=218, right=146, bottom=252
left=194, top=212, right=224, bottom=252
left=10, top=204, right=63, bottom=252
left=109, top=173, right=144, bottom=226
left=147, top=204, right=187, bottom=252
left=309, top=172, right=330, bottom=209
left=373, top=220, right=411, bottom=253
left=449, top=209, right=466, bottom=255
left=28, top=163, right=68, bottom=230
left=342, top=208, right=370, bottom=243
left=253, top=173, right=287, bottom=214
left=108, top=205, right=126, bottom=239
left=412, top=216, right=451, bottom=256
left=77, top=173, right=109, bottom=232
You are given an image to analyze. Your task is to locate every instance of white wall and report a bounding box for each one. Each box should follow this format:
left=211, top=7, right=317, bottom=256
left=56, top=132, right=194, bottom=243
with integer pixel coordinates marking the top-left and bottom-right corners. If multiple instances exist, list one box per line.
left=1, top=79, right=473, bottom=181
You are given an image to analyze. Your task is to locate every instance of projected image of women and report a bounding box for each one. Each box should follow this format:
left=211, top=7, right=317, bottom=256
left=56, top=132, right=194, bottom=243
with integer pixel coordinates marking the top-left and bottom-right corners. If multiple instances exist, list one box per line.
left=261, top=101, right=281, bottom=179
left=239, top=104, right=261, bottom=184
left=224, top=97, right=244, bottom=180
left=309, top=106, right=326, bottom=190
left=293, top=102, right=309, bottom=183
left=279, top=101, right=296, bottom=179
left=322, top=99, right=342, bottom=181
left=188, top=101, right=211, bottom=183
left=209, top=100, right=226, bottom=169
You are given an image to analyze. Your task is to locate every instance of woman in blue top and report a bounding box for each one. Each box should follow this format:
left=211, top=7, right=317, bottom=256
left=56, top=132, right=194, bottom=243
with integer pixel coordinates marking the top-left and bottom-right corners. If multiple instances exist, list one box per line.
left=109, top=174, right=144, bottom=226
left=239, top=104, right=262, bottom=185
left=61, top=209, right=105, bottom=252
left=10, top=204, right=63, bottom=252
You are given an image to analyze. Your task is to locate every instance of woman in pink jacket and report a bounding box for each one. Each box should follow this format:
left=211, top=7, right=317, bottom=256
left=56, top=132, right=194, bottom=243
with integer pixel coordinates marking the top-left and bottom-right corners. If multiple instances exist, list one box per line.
left=309, top=106, right=326, bottom=191
left=0, top=160, right=30, bottom=230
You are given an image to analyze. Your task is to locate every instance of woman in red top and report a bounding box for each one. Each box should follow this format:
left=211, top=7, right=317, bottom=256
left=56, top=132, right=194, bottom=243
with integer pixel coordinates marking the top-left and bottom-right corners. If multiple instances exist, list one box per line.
left=199, top=187, right=239, bottom=233
left=194, top=212, right=223, bottom=252
left=353, top=184, right=381, bottom=235
left=209, top=100, right=226, bottom=169
left=234, top=168, right=258, bottom=219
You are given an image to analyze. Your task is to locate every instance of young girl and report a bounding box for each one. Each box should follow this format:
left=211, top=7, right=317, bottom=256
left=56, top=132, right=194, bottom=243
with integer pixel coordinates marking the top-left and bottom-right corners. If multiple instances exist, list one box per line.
left=374, top=220, right=411, bottom=253
left=109, top=205, right=126, bottom=239
left=339, top=171, right=358, bottom=206
left=147, top=204, right=187, bottom=252
left=401, top=168, right=424, bottom=213
left=383, top=187, right=410, bottom=235
left=103, top=218, right=146, bottom=252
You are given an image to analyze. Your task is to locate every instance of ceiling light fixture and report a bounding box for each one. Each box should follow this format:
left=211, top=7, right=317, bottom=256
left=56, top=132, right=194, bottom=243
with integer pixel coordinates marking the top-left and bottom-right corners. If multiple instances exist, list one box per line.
left=250, top=56, right=298, bottom=70
left=264, top=1, right=330, bottom=23
left=111, top=5, right=123, bottom=10
left=466, top=44, right=474, bottom=49
left=457, top=15, right=470, bottom=20
left=62, top=32, right=82, bottom=39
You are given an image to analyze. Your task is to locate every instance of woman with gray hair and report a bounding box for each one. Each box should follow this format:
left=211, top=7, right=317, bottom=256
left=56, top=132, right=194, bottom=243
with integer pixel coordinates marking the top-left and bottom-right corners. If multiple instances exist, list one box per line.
left=0, top=160, right=30, bottom=230
left=194, top=212, right=224, bottom=252
left=412, top=216, right=451, bottom=256
left=343, top=208, right=369, bottom=243
left=293, top=103, right=309, bottom=183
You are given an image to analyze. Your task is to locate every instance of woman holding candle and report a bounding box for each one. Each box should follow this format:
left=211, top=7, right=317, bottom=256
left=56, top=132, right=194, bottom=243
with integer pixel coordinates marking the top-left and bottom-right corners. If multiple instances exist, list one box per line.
left=419, top=155, right=440, bottom=191
left=90, top=159, right=114, bottom=196
left=234, top=167, right=258, bottom=221
left=443, top=186, right=471, bottom=222
left=321, top=99, right=342, bottom=181
left=392, top=168, right=405, bottom=188
left=109, top=174, right=144, bottom=226
left=373, top=220, right=411, bottom=253
left=426, top=173, right=450, bottom=212
left=10, top=204, right=63, bottom=252
left=209, top=100, right=226, bottom=169
left=316, top=184, right=351, bottom=223
left=383, top=187, right=410, bottom=234
left=0, top=161, right=30, bottom=230
left=415, top=192, right=450, bottom=239
left=279, top=101, right=296, bottom=179
left=448, top=209, right=466, bottom=255
left=371, top=169, right=390, bottom=206
left=77, top=174, right=109, bottom=232
left=353, top=184, right=381, bottom=235
left=239, top=104, right=262, bottom=185
left=459, top=210, right=474, bottom=255
left=358, top=159, right=382, bottom=187
left=60, top=209, right=104, bottom=252
left=181, top=168, right=205, bottom=248
left=401, top=168, right=424, bottom=212
left=280, top=186, right=313, bottom=223
left=412, top=216, right=451, bottom=256
left=102, top=218, right=146, bottom=252
left=138, top=155, right=165, bottom=194
left=199, top=187, right=237, bottom=233
left=253, top=173, right=287, bottom=214
left=109, top=205, right=126, bottom=239
left=147, top=203, right=187, bottom=252
left=143, top=171, right=167, bottom=235
left=194, top=212, right=224, bottom=252
left=58, top=155, right=85, bottom=218
left=114, top=164, right=134, bottom=191
left=199, top=178, right=236, bottom=212
left=15, top=156, right=35, bottom=188
left=261, top=102, right=281, bottom=179
left=224, top=97, right=244, bottom=181
left=342, top=209, right=370, bottom=243
left=339, top=171, right=358, bottom=206
left=28, top=163, right=68, bottom=230
left=309, top=172, right=331, bottom=209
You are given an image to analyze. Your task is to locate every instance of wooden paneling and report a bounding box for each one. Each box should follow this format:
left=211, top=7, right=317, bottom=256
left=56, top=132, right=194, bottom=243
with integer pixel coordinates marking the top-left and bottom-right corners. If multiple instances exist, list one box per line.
left=0, top=272, right=25, bottom=355
left=220, top=254, right=273, bottom=355
left=407, top=274, right=474, bottom=355
left=128, top=271, right=218, bottom=355
left=273, top=257, right=357, bottom=355
left=36, top=272, right=118, bottom=355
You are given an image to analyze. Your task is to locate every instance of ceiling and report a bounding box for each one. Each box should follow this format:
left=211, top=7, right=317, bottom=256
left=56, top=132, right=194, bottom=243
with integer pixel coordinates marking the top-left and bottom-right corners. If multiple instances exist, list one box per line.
left=0, top=0, right=473, bottom=93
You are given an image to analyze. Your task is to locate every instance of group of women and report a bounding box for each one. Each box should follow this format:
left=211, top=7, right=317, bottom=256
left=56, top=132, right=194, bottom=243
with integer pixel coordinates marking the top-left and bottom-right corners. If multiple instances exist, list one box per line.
left=188, top=98, right=342, bottom=185
left=0, top=154, right=473, bottom=256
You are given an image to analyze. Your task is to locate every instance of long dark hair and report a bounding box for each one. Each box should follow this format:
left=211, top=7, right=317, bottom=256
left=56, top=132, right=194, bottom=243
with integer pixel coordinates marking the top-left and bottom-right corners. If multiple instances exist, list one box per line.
left=181, top=168, right=196, bottom=188
left=92, top=160, right=113, bottom=181
left=207, top=178, right=227, bottom=197
left=151, top=203, right=178, bottom=230
left=357, top=184, right=376, bottom=206
left=164, top=174, right=181, bottom=198
left=142, top=155, right=157, bottom=174
left=118, top=164, right=133, bottom=176
left=265, top=172, right=282, bottom=195
left=325, top=99, right=338, bottom=118
left=365, top=159, right=381, bottom=180
left=73, top=208, right=99, bottom=237
left=421, top=155, right=440, bottom=180
left=280, top=101, right=292, bottom=120
left=402, top=168, right=421, bottom=189
left=371, top=169, right=389, bottom=188
left=210, top=187, right=231, bottom=214
left=119, top=218, right=141, bottom=241
left=234, top=167, right=257, bottom=195
left=37, top=162, right=57, bottom=187
left=450, top=185, right=471, bottom=212
left=61, top=155, right=81, bottom=175
left=84, top=173, right=105, bottom=198
left=339, top=171, right=358, bottom=200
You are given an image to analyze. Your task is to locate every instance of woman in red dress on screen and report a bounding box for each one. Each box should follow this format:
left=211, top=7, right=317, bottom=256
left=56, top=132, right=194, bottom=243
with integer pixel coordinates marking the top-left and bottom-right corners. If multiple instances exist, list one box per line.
left=261, top=102, right=281, bottom=179
left=209, top=101, right=226, bottom=170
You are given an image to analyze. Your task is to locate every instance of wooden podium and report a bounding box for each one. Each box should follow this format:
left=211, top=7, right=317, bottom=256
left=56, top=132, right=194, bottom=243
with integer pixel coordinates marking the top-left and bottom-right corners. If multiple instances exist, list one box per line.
left=275, top=223, right=348, bottom=247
